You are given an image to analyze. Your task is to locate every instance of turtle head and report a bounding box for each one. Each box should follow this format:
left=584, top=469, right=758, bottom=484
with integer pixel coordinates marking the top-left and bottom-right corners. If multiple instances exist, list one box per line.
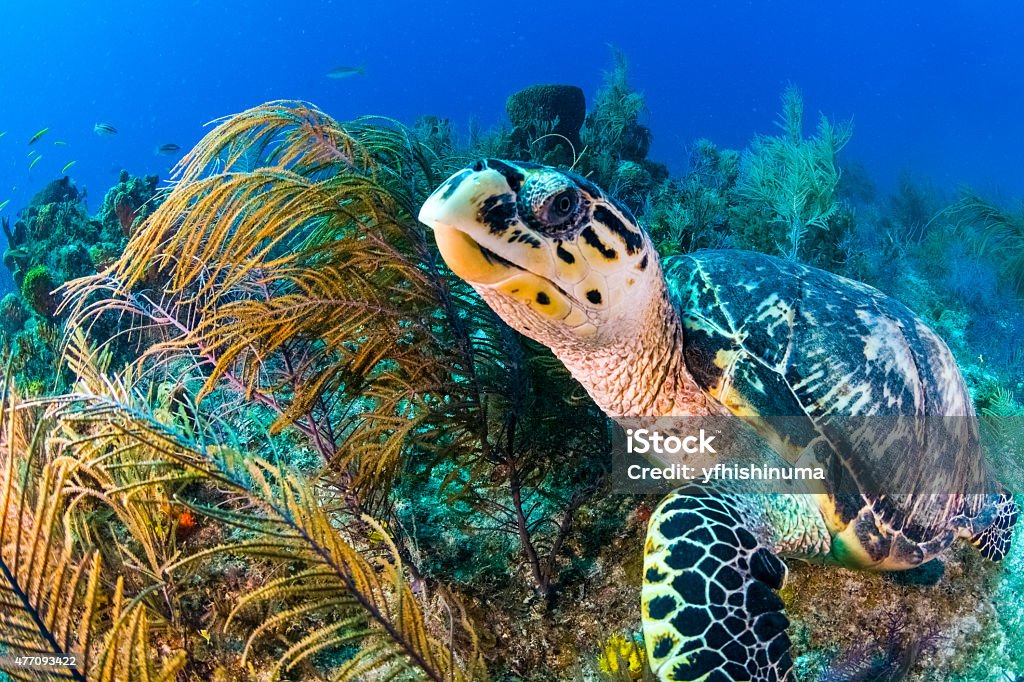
left=418, top=159, right=662, bottom=350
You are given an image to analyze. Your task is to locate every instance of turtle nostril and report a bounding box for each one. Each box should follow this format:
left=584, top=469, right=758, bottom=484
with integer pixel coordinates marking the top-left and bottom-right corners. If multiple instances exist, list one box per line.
left=471, top=159, right=486, bottom=172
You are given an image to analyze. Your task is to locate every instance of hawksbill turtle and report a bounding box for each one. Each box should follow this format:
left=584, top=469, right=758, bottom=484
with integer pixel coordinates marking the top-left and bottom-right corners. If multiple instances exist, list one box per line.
left=417, top=159, right=1018, bottom=681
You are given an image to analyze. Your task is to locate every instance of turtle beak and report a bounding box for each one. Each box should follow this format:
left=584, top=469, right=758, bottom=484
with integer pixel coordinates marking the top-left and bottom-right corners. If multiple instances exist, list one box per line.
left=419, top=167, right=521, bottom=285
left=418, top=166, right=511, bottom=232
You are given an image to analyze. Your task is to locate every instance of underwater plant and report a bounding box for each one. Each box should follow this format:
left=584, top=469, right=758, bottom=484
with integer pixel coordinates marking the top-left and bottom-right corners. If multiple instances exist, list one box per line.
left=583, top=49, right=649, bottom=163
left=0, top=333, right=485, bottom=680
left=948, top=189, right=1024, bottom=295
left=736, top=85, right=853, bottom=261
left=640, top=139, right=738, bottom=256
left=52, top=100, right=625, bottom=678
left=887, top=173, right=939, bottom=245
left=578, top=48, right=665, bottom=200
left=0, top=372, right=187, bottom=681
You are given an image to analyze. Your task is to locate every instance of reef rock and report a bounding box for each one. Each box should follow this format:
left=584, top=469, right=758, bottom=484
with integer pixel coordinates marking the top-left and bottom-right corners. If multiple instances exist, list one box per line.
left=98, top=170, right=160, bottom=238
left=506, top=84, right=586, bottom=164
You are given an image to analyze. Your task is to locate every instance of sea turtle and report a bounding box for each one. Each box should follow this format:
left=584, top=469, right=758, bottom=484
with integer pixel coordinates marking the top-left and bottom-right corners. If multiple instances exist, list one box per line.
left=417, top=159, right=1018, bottom=681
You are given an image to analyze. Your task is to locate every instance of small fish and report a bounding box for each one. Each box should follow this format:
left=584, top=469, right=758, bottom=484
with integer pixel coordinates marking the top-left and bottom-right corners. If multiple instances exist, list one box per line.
left=53, top=140, right=67, bottom=146
left=155, top=143, right=181, bottom=155
left=94, top=122, right=118, bottom=137
left=61, top=160, right=77, bottom=174
left=29, top=156, right=42, bottom=171
left=0, top=200, right=8, bottom=212
left=326, top=65, right=365, bottom=79
left=28, top=127, right=48, bottom=145
left=27, top=150, right=37, bottom=158
left=0, top=131, right=6, bottom=139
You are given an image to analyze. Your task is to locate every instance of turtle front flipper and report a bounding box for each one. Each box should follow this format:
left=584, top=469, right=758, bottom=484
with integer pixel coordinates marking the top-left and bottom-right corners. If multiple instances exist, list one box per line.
left=642, top=488, right=828, bottom=682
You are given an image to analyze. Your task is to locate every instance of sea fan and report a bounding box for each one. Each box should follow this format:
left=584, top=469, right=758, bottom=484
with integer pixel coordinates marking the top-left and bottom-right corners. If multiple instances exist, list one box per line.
left=45, top=334, right=486, bottom=681
left=61, top=101, right=485, bottom=492
left=0, top=371, right=186, bottom=681
left=815, top=611, right=944, bottom=682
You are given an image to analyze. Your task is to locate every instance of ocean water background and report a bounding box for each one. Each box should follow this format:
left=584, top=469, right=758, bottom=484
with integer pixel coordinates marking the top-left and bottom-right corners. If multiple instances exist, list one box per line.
left=1, top=0, right=1023, bottom=243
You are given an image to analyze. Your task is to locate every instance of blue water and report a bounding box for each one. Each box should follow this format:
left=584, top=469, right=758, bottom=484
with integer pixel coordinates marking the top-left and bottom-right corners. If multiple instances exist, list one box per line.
left=2, top=1, right=1023, bottom=216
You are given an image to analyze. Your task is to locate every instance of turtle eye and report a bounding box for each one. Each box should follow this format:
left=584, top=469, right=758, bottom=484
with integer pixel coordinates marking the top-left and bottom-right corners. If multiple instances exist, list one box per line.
left=540, top=189, right=578, bottom=226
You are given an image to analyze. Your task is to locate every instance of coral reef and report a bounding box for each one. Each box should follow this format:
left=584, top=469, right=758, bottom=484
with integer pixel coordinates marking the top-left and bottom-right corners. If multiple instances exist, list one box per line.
left=0, top=292, right=27, bottom=335
left=1, top=173, right=156, bottom=292
left=98, top=169, right=160, bottom=238
left=0, top=172, right=160, bottom=392
left=0, top=55, right=1022, bottom=681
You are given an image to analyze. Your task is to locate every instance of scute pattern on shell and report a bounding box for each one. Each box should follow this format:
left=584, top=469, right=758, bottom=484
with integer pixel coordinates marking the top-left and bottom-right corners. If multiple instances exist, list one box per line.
left=662, top=250, right=982, bottom=546
left=665, top=250, right=973, bottom=419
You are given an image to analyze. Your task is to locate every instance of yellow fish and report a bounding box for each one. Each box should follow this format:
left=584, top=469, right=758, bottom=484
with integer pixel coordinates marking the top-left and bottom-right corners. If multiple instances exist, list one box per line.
left=61, top=160, right=76, bottom=174
left=29, top=156, right=42, bottom=171
left=28, top=127, right=48, bottom=145
left=0, top=200, right=8, bottom=212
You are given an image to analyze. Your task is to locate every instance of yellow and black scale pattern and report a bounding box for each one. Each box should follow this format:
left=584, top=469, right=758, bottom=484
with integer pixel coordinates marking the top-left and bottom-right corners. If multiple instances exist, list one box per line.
left=642, top=488, right=793, bottom=682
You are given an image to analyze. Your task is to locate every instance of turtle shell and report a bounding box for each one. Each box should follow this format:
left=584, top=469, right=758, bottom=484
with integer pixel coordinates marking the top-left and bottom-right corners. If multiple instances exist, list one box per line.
left=663, top=250, right=986, bottom=543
